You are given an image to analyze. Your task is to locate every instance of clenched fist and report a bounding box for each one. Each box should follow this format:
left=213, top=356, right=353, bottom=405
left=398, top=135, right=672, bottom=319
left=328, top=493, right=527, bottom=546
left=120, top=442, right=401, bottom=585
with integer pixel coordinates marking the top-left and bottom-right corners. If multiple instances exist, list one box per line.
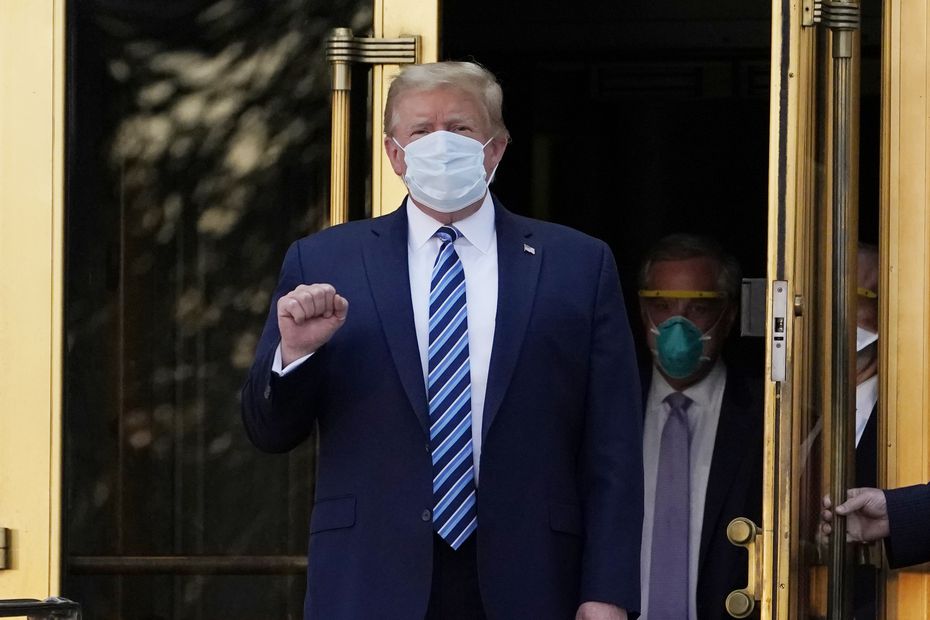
left=277, top=283, right=348, bottom=365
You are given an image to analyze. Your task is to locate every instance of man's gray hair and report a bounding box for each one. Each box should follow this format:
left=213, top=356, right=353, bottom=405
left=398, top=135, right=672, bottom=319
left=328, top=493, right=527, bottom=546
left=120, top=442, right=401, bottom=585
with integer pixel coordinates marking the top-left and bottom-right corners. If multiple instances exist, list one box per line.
left=383, top=61, right=509, bottom=138
left=638, top=233, right=742, bottom=301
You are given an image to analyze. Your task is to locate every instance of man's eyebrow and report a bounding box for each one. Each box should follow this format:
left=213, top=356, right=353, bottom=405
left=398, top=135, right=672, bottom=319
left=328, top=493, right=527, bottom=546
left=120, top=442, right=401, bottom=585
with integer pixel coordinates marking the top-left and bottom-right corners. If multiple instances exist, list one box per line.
left=407, top=119, right=432, bottom=131
left=443, top=114, right=475, bottom=125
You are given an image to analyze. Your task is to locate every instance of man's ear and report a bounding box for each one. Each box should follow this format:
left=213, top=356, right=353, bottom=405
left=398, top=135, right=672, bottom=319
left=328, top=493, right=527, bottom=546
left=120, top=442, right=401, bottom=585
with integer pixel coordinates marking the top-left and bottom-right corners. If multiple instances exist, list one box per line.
left=485, top=136, right=508, bottom=170
left=384, top=136, right=405, bottom=176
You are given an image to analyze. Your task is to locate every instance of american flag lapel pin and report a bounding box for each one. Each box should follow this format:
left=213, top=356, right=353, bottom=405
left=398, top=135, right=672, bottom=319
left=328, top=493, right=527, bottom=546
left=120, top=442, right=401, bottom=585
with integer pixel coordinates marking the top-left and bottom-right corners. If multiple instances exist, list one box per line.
left=523, top=243, right=536, bottom=255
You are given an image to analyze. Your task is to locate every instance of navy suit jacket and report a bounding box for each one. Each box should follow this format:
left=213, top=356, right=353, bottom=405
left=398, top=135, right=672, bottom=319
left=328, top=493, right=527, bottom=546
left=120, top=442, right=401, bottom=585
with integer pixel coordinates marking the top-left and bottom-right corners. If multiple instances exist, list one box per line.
left=695, top=368, right=764, bottom=620
left=644, top=365, right=763, bottom=620
left=885, top=481, right=930, bottom=569
left=241, top=198, right=645, bottom=619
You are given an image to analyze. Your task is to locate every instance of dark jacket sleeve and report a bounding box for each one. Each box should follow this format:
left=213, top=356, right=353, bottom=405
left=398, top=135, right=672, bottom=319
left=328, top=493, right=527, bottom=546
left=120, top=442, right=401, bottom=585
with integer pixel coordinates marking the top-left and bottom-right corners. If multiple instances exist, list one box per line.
left=579, top=242, right=645, bottom=616
left=884, top=481, right=930, bottom=568
left=240, top=240, right=324, bottom=453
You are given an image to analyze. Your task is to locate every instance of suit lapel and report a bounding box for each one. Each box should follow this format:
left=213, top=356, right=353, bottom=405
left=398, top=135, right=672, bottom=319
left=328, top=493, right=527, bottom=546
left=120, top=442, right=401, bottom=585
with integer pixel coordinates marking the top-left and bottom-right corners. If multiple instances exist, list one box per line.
left=698, top=372, right=756, bottom=572
left=362, top=206, right=430, bottom=432
left=482, top=201, right=541, bottom=440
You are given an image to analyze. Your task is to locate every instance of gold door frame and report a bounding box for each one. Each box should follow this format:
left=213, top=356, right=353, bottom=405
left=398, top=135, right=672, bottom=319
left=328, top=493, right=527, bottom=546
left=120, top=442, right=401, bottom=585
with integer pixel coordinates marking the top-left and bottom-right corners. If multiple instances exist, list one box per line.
left=0, top=0, right=66, bottom=596
left=763, top=0, right=816, bottom=613
left=764, top=0, right=862, bottom=616
left=370, top=0, right=438, bottom=217
left=880, top=0, right=930, bottom=615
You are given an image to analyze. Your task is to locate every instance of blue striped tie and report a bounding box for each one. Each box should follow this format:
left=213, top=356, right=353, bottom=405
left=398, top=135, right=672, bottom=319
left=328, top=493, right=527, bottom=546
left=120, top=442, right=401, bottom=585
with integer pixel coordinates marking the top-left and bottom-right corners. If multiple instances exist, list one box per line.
left=428, top=225, right=477, bottom=550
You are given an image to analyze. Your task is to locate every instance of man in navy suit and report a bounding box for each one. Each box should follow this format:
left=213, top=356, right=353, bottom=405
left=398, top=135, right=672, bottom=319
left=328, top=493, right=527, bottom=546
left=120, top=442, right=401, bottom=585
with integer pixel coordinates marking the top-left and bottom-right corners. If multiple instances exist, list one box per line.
left=240, top=60, right=644, bottom=619
left=636, top=234, right=763, bottom=619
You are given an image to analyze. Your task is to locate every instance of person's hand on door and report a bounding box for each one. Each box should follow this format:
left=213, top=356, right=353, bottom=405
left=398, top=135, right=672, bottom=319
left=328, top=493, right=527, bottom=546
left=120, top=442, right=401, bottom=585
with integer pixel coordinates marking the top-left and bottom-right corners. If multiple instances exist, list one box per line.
left=820, top=487, right=890, bottom=543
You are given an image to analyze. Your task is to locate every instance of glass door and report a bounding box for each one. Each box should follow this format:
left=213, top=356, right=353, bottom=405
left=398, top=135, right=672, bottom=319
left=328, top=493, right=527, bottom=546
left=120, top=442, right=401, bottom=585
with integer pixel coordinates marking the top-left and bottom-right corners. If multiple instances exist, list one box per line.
left=59, top=1, right=377, bottom=618
left=761, top=0, right=866, bottom=617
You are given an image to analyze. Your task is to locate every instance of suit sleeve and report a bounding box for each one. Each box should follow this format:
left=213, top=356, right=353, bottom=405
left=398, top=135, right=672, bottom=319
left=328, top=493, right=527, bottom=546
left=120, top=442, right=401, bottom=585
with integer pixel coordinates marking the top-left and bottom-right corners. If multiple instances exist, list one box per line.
left=884, top=482, right=930, bottom=568
left=579, top=242, right=645, bottom=615
left=240, top=240, right=325, bottom=453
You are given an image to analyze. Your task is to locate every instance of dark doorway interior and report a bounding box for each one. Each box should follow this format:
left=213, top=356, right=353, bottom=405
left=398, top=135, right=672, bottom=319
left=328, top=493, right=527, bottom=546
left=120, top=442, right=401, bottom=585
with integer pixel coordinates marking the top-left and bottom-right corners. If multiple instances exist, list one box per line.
left=442, top=0, right=881, bottom=376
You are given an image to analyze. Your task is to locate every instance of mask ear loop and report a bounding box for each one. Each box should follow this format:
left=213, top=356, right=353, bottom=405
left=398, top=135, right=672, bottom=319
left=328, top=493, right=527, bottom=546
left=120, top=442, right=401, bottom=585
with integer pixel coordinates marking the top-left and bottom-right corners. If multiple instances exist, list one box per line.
left=483, top=135, right=501, bottom=184
left=700, top=307, right=728, bottom=341
left=696, top=303, right=732, bottom=362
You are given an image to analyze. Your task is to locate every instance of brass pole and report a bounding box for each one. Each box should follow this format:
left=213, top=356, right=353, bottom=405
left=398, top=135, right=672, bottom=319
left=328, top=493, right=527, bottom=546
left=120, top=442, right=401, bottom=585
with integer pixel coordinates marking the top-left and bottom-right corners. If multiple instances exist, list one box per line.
left=827, top=22, right=858, bottom=620
left=328, top=28, right=353, bottom=227
left=325, top=29, right=418, bottom=225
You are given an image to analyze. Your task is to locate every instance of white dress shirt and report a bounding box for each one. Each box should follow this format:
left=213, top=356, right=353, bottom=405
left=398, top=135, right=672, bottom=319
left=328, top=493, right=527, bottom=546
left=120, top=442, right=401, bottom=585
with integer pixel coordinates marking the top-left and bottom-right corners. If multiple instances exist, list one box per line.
left=640, top=359, right=727, bottom=620
left=407, top=193, right=498, bottom=483
left=798, top=372, right=880, bottom=471
left=855, top=373, right=879, bottom=446
left=273, top=192, right=499, bottom=483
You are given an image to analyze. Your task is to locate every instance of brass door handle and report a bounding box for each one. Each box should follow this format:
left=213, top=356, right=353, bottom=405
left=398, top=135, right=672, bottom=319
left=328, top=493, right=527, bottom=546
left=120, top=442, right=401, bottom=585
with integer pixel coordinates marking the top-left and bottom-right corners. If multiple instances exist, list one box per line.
left=726, top=517, right=762, bottom=618
left=325, top=28, right=419, bottom=226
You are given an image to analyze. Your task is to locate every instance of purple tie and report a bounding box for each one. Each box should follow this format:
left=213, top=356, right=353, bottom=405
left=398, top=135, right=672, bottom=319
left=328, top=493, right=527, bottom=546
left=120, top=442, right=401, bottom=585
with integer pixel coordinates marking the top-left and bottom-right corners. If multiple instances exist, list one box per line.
left=649, top=391, right=693, bottom=619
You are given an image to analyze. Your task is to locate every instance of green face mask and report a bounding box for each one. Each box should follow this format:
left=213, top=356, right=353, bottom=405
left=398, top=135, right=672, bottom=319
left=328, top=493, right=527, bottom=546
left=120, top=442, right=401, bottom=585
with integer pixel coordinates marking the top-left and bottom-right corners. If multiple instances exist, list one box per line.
left=652, top=316, right=710, bottom=379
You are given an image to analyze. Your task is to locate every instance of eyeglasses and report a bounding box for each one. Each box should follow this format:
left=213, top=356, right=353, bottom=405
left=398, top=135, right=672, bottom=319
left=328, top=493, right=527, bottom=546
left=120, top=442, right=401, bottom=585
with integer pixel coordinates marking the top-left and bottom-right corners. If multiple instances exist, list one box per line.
left=638, top=289, right=728, bottom=325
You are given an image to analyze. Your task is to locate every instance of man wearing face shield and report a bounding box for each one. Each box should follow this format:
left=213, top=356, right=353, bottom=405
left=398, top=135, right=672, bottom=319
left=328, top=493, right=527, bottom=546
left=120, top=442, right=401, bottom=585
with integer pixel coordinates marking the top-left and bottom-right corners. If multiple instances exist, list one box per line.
left=636, top=233, right=763, bottom=620
left=241, top=61, right=644, bottom=620
left=819, top=244, right=930, bottom=594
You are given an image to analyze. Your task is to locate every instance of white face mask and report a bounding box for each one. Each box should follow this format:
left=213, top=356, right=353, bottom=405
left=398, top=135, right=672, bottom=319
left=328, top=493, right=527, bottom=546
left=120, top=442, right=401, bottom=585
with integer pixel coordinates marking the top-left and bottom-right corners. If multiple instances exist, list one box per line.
left=394, top=131, right=496, bottom=213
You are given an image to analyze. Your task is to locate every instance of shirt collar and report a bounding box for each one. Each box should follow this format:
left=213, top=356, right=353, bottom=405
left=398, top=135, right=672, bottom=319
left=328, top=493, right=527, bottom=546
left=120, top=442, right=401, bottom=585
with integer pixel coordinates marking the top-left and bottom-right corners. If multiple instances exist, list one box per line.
left=406, top=192, right=496, bottom=253
left=650, top=357, right=726, bottom=413
left=855, top=373, right=879, bottom=445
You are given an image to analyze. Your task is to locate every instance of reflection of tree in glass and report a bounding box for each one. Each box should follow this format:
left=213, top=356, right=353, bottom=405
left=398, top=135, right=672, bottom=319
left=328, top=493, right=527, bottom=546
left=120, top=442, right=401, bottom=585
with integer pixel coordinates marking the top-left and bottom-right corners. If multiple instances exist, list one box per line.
left=66, top=1, right=371, bottom=617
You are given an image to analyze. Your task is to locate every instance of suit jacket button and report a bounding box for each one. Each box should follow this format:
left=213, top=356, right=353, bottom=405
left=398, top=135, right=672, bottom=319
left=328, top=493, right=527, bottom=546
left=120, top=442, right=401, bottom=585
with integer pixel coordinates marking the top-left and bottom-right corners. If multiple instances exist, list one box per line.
left=421, top=509, right=432, bottom=522
left=263, top=385, right=271, bottom=400
left=425, top=442, right=430, bottom=453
